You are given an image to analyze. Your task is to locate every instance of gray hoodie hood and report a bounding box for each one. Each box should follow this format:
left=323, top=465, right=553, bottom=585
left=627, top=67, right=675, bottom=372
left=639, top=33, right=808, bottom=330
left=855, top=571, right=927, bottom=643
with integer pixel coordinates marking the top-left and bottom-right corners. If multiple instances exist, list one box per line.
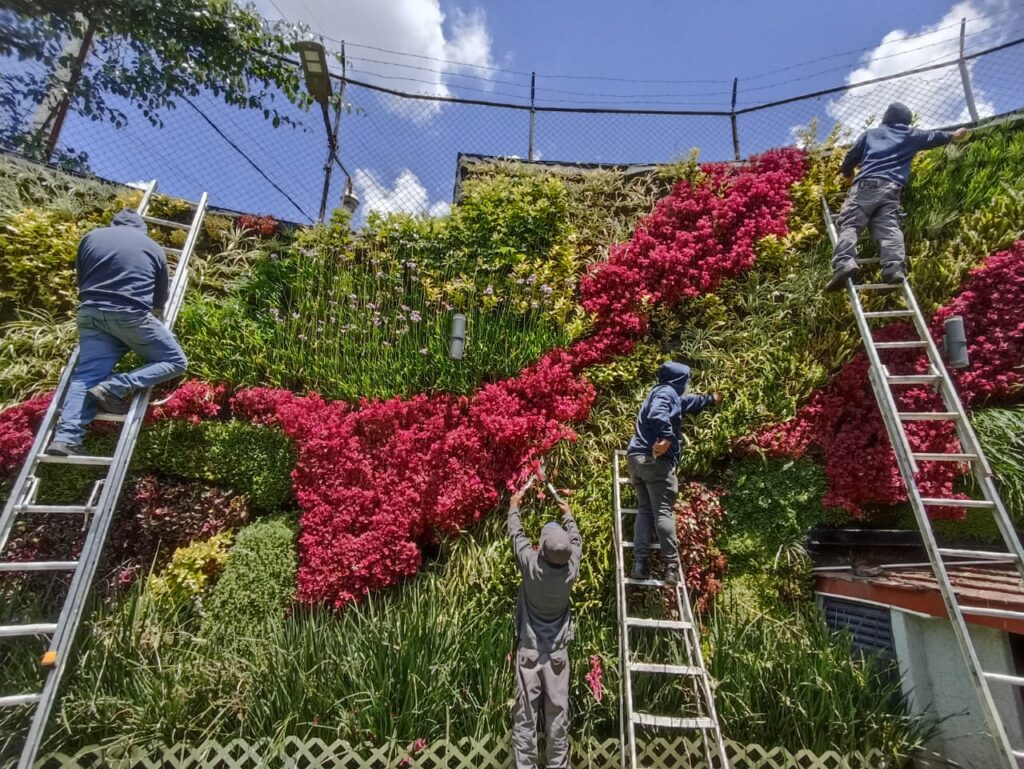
left=657, top=361, right=691, bottom=396
left=539, top=522, right=571, bottom=566
left=111, top=209, right=148, bottom=232
left=882, top=102, right=913, bottom=126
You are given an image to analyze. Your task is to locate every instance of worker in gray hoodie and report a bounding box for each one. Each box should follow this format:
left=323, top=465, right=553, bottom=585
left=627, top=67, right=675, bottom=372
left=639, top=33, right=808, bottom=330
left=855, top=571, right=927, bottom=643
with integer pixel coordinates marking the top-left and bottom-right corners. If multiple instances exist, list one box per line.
left=508, top=488, right=582, bottom=769
left=627, top=362, right=721, bottom=583
left=825, top=101, right=969, bottom=292
left=46, top=209, right=187, bottom=456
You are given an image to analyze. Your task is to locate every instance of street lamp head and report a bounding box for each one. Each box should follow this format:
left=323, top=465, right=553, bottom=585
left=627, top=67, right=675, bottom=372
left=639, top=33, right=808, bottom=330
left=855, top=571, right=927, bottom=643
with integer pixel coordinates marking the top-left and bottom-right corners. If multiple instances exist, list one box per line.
left=296, top=40, right=333, bottom=105
left=341, top=178, right=360, bottom=213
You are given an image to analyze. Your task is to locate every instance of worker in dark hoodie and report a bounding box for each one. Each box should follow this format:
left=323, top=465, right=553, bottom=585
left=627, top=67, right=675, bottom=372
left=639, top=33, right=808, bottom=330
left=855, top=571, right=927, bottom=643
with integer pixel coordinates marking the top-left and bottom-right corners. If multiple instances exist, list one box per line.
left=508, top=486, right=582, bottom=769
left=46, top=209, right=187, bottom=456
left=627, top=362, right=722, bottom=583
left=825, top=101, right=969, bottom=292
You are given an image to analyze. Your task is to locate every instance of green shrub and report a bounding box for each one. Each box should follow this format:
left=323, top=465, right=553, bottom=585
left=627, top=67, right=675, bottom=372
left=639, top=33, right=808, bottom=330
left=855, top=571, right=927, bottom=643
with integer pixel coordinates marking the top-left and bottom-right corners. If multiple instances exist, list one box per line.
left=145, top=531, right=233, bottom=616
left=135, top=420, right=295, bottom=511
left=721, top=457, right=840, bottom=572
left=201, top=516, right=297, bottom=648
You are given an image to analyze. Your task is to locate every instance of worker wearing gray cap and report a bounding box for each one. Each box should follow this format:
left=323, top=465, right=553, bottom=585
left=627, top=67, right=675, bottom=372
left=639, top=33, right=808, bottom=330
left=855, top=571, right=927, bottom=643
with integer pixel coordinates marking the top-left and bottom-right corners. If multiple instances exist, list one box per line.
left=508, top=488, right=582, bottom=769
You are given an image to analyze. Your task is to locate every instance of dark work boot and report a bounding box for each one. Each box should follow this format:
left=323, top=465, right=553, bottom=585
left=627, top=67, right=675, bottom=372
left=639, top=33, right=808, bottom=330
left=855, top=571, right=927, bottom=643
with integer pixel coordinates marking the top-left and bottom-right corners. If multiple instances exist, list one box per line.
left=663, top=562, right=680, bottom=586
left=45, top=441, right=86, bottom=457
left=882, top=269, right=907, bottom=286
left=630, top=561, right=648, bottom=580
left=825, top=264, right=861, bottom=293
left=88, top=384, right=130, bottom=414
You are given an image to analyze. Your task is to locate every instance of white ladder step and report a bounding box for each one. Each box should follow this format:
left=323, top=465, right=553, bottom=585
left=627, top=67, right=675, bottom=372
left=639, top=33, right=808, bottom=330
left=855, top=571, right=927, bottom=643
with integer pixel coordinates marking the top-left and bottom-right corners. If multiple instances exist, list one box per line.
left=0, top=693, right=42, bottom=708
left=984, top=671, right=1024, bottom=687
left=855, top=257, right=881, bottom=265
left=629, top=662, right=701, bottom=676
left=863, top=310, right=913, bottom=318
left=874, top=340, right=927, bottom=350
left=92, top=412, right=127, bottom=422
left=0, top=623, right=58, bottom=638
left=623, top=541, right=661, bottom=550
left=854, top=282, right=901, bottom=291
left=939, top=547, right=1017, bottom=562
left=625, top=577, right=673, bottom=588
left=897, top=411, right=960, bottom=421
left=164, top=246, right=183, bottom=255
left=960, top=606, right=1024, bottom=621
left=913, top=452, right=978, bottom=462
left=921, top=497, right=995, bottom=509
left=36, top=454, right=113, bottom=466
left=633, top=713, right=715, bottom=730
left=0, top=561, right=78, bottom=572
left=887, top=374, right=942, bottom=385
left=141, top=215, right=191, bottom=231
left=626, top=617, right=692, bottom=630
left=619, top=507, right=639, bottom=515
left=15, top=504, right=91, bottom=515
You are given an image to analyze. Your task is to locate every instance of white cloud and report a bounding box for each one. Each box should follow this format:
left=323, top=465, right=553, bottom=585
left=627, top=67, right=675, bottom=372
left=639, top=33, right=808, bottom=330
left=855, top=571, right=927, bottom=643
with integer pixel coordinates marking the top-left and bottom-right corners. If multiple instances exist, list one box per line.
left=353, top=168, right=450, bottom=217
left=827, top=0, right=1016, bottom=132
left=255, top=0, right=496, bottom=122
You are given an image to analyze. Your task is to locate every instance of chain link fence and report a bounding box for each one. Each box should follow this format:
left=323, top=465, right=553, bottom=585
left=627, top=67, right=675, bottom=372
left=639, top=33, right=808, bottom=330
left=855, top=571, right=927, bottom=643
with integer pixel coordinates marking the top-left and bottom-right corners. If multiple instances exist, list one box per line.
left=2, top=33, right=1023, bottom=223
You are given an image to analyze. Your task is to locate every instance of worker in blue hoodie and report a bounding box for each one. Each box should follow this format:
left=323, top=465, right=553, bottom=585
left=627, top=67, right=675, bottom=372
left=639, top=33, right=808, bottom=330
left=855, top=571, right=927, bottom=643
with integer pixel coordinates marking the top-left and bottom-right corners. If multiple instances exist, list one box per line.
left=825, top=101, right=969, bottom=292
left=46, top=209, right=187, bottom=456
left=626, top=362, right=722, bottom=583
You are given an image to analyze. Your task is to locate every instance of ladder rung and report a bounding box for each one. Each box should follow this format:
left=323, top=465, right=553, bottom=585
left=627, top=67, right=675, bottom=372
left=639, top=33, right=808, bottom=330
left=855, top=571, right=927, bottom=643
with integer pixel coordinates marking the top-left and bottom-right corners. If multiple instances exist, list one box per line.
left=921, top=498, right=995, bottom=509
left=0, top=623, right=57, bottom=638
left=855, top=258, right=881, bottom=265
left=985, top=671, right=1024, bottom=687
left=141, top=215, right=191, bottom=231
left=897, top=411, right=960, bottom=421
left=0, top=693, right=42, bottom=708
left=619, top=508, right=639, bottom=515
left=629, top=662, right=701, bottom=676
left=1014, top=750, right=1024, bottom=759
left=36, top=454, right=113, bottom=466
left=874, top=340, right=927, bottom=349
left=854, top=282, right=901, bottom=291
left=887, top=374, right=942, bottom=385
left=16, top=504, right=90, bottom=515
left=617, top=476, right=632, bottom=484
left=939, top=547, right=1017, bottom=562
left=959, top=605, right=1024, bottom=621
left=626, top=617, right=692, bottom=630
left=913, top=452, right=978, bottom=461
left=164, top=246, right=183, bottom=255
left=92, top=412, right=127, bottom=422
left=863, top=310, right=913, bottom=318
left=623, top=541, right=661, bottom=550
left=633, top=713, right=715, bottom=730
left=0, top=561, right=78, bottom=572
left=625, top=578, right=671, bottom=587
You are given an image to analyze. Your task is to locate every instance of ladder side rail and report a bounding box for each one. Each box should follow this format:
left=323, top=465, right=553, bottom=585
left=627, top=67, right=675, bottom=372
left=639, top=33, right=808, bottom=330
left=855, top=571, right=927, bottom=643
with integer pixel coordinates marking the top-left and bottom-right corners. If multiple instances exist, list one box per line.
left=613, top=450, right=639, bottom=769
left=135, top=180, right=158, bottom=218
left=0, top=347, right=80, bottom=554
left=900, top=282, right=993, bottom=477
left=163, top=193, right=208, bottom=329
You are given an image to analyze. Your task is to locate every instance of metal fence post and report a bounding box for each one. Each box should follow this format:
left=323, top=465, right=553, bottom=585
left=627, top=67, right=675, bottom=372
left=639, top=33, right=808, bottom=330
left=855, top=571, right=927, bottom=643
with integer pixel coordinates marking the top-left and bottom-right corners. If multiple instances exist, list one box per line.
left=958, top=18, right=981, bottom=124
left=528, top=71, right=536, bottom=161
left=730, top=78, right=741, bottom=161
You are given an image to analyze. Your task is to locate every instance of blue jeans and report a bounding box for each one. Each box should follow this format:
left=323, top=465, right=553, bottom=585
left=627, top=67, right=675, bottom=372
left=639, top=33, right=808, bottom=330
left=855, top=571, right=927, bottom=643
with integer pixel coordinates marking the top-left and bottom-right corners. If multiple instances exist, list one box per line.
left=628, top=453, right=679, bottom=569
left=54, top=307, right=187, bottom=445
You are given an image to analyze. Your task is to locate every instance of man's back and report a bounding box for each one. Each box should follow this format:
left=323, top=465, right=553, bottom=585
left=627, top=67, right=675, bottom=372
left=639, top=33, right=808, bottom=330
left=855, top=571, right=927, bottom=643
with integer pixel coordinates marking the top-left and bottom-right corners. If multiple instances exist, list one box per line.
left=77, top=210, right=168, bottom=313
left=842, top=123, right=952, bottom=187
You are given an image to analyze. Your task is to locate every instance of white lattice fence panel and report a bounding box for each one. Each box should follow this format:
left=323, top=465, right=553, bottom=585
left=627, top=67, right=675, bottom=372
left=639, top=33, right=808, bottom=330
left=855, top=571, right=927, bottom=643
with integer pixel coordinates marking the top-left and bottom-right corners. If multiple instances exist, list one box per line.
left=34, top=737, right=890, bottom=769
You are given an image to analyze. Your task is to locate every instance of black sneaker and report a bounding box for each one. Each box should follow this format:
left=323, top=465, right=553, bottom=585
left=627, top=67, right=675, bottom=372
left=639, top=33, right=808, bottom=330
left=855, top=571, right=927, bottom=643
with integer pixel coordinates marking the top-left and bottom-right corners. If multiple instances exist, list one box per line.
left=630, top=563, right=648, bottom=580
left=825, top=265, right=861, bottom=293
left=882, top=270, right=907, bottom=286
left=663, top=565, right=680, bottom=585
left=45, top=441, right=86, bottom=457
left=88, top=384, right=130, bottom=414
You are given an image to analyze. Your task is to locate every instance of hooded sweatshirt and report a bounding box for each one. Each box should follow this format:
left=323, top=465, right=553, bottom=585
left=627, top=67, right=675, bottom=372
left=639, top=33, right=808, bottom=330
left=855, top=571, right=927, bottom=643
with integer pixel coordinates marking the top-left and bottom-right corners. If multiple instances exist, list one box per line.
left=508, top=506, right=582, bottom=651
left=626, top=362, right=716, bottom=466
left=76, top=210, right=169, bottom=314
left=840, top=102, right=954, bottom=188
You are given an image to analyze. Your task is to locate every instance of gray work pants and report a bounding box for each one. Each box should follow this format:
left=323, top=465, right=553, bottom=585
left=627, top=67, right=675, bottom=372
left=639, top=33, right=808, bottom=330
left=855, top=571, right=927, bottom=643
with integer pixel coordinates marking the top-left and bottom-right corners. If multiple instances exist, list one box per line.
left=627, top=454, right=679, bottom=570
left=831, top=178, right=906, bottom=277
left=512, top=647, right=570, bottom=769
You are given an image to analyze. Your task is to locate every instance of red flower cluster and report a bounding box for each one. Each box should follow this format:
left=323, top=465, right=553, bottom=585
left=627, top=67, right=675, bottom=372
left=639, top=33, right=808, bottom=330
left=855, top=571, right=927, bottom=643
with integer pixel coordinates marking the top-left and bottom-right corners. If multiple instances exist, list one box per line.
left=753, top=241, right=1024, bottom=517
left=236, top=214, right=279, bottom=238
left=572, top=149, right=806, bottom=368
left=0, top=393, right=52, bottom=474
left=230, top=352, right=594, bottom=605
left=149, top=380, right=228, bottom=423
left=675, top=482, right=728, bottom=612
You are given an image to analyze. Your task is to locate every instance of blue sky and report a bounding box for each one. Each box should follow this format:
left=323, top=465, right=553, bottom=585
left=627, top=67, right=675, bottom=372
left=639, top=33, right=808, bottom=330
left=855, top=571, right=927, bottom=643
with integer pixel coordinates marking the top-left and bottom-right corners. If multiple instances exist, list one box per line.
left=9, top=0, right=1024, bottom=222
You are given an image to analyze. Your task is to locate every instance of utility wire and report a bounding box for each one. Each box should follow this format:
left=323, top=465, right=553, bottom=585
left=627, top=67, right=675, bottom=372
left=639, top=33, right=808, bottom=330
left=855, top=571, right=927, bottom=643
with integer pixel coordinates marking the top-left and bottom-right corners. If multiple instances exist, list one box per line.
left=180, top=95, right=314, bottom=223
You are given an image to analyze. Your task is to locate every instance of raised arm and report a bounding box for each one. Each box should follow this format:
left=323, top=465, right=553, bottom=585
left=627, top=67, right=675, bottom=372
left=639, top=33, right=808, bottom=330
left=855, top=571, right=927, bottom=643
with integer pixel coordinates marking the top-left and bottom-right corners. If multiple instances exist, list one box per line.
left=680, top=391, right=722, bottom=415
left=557, top=500, right=583, bottom=580
left=508, top=497, right=533, bottom=573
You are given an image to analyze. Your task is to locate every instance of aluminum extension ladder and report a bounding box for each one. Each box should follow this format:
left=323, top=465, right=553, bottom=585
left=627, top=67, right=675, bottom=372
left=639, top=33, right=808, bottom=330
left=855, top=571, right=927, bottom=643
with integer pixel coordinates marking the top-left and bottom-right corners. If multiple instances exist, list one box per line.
left=612, top=450, right=729, bottom=769
left=0, top=181, right=208, bottom=769
left=822, top=197, right=1024, bottom=769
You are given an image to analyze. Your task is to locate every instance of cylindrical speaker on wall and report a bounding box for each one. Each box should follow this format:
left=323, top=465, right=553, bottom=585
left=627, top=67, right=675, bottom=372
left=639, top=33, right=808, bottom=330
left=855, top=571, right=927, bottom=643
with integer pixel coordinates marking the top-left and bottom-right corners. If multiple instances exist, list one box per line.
left=449, top=313, right=466, bottom=360
left=943, top=315, right=969, bottom=369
